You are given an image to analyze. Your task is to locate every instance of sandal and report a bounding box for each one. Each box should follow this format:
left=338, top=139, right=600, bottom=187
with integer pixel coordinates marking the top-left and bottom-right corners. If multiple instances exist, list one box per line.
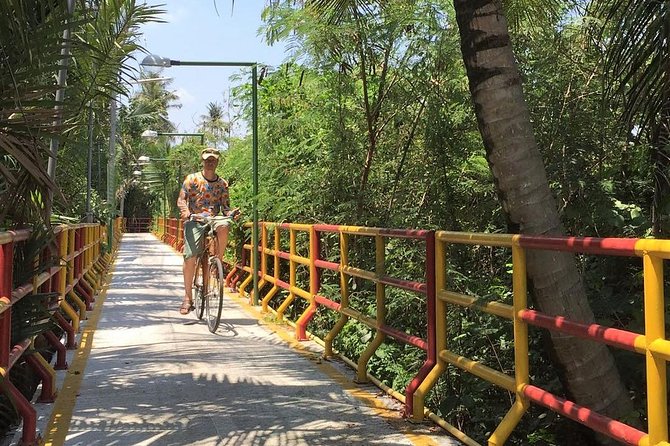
left=179, top=300, right=194, bottom=315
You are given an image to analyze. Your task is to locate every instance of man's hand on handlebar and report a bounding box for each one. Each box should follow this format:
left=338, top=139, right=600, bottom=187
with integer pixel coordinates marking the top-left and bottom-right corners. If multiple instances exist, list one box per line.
left=189, top=212, right=211, bottom=223
left=182, top=210, right=239, bottom=223
left=228, top=208, right=241, bottom=220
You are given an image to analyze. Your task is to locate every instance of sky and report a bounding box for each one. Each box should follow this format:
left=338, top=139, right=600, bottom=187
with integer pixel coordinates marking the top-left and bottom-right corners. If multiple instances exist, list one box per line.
left=136, top=1, right=290, bottom=133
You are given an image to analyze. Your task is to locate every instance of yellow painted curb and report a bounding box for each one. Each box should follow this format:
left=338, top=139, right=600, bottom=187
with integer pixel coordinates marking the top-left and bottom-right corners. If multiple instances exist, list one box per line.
left=42, top=251, right=118, bottom=446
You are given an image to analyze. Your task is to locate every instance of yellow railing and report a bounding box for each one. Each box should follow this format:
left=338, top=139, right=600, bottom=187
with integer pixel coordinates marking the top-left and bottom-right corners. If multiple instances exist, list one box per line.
left=1, top=220, right=120, bottom=445
left=152, top=217, right=670, bottom=446
left=414, top=232, right=668, bottom=446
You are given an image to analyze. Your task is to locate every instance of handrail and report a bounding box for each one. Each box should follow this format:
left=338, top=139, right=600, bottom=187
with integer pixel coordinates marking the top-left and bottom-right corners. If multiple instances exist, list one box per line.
left=0, top=229, right=31, bottom=245
left=0, top=220, right=119, bottom=445
left=413, top=231, right=668, bottom=446
left=150, top=217, right=670, bottom=446
left=234, top=221, right=436, bottom=418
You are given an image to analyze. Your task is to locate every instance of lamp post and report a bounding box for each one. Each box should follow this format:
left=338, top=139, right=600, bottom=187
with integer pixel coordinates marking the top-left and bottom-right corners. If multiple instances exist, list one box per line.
left=47, top=0, right=75, bottom=215
left=141, top=130, right=205, bottom=145
left=86, top=103, right=94, bottom=222
left=141, top=54, right=260, bottom=305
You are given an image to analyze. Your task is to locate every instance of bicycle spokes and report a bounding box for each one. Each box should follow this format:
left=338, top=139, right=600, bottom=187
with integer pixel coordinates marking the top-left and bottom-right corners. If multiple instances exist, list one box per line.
left=205, top=258, right=224, bottom=332
left=192, top=257, right=206, bottom=320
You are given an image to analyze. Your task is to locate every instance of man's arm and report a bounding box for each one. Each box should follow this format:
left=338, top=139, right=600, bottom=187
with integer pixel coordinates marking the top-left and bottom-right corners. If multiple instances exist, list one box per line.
left=221, top=179, right=231, bottom=215
left=177, top=188, right=190, bottom=220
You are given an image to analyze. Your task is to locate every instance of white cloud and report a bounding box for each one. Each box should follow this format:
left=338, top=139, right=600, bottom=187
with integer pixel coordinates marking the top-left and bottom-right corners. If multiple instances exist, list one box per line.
left=174, top=87, right=196, bottom=105
left=163, top=7, right=188, bottom=24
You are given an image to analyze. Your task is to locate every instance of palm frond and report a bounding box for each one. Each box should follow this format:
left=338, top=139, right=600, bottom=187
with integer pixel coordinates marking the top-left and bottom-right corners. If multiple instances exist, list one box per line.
left=0, top=0, right=164, bottom=225
left=0, top=2, right=84, bottom=224
left=11, top=293, right=58, bottom=345
left=9, top=225, right=59, bottom=343
left=594, top=0, right=670, bottom=130
left=305, top=0, right=382, bottom=24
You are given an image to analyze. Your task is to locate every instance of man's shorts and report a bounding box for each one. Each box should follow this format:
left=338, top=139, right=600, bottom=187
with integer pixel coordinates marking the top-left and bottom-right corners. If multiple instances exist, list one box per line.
left=183, top=216, right=233, bottom=259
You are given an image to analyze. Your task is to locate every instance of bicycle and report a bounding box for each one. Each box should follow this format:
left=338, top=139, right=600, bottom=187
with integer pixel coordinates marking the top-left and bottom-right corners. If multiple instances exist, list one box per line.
left=190, top=211, right=237, bottom=332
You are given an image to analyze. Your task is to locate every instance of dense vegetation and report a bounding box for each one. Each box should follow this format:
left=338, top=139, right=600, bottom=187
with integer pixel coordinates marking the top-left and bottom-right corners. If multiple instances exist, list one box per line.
left=1, top=0, right=668, bottom=444
left=221, top=2, right=667, bottom=444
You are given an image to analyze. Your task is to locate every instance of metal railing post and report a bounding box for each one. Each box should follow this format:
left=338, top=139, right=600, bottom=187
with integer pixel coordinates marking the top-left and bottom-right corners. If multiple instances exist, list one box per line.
left=0, top=242, right=12, bottom=367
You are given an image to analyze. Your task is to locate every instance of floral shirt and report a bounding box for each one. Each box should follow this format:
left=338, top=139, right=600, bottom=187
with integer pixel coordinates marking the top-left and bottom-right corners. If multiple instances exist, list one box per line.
left=181, top=172, right=229, bottom=217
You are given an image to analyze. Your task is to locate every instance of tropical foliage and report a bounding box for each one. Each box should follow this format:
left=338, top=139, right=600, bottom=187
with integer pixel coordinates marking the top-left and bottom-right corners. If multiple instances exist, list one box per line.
left=0, top=0, right=163, bottom=227
left=0, top=0, right=163, bottom=436
left=217, top=1, right=665, bottom=444
left=3, top=0, right=670, bottom=444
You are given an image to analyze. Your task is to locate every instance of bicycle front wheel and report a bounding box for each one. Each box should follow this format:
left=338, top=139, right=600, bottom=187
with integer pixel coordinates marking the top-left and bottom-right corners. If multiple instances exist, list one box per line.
left=192, top=256, right=206, bottom=320
left=205, top=257, right=224, bottom=332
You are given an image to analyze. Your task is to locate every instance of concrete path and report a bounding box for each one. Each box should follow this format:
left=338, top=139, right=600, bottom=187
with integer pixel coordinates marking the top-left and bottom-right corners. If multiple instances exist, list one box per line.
left=22, top=233, right=462, bottom=446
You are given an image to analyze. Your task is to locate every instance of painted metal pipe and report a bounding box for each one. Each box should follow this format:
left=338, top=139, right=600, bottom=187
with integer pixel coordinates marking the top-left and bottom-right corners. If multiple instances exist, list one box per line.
left=520, top=309, right=644, bottom=353
left=643, top=253, right=668, bottom=444
left=0, top=242, right=11, bottom=367
left=25, top=353, right=56, bottom=403
left=523, top=384, right=645, bottom=446
left=44, top=331, right=68, bottom=370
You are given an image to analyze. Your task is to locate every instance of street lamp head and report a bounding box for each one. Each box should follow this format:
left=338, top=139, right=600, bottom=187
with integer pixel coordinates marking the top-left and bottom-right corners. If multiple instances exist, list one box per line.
left=141, top=54, right=172, bottom=68
left=137, top=155, right=150, bottom=163
left=141, top=130, right=158, bottom=140
left=132, top=170, right=142, bottom=176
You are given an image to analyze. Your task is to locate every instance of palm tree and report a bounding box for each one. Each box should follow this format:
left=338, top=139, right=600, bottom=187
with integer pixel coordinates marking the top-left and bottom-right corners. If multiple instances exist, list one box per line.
left=302, top=0, right=632, bottom=431
left=115, top=75, right=183, bottom=220
left=131, top=71, right=181, bottom=133
left=0, top=1, right=70, bottom=225
left=198, top=101, right=230, bottom=148
left=0, top=0, right=164, bottom=226
left=593, top=0, right=670, bottom=236
left=452, top=0, right=632, bottom=425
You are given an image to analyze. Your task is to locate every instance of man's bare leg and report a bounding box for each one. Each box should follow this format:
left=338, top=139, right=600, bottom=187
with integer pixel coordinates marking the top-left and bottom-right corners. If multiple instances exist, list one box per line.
left=183, top=257, right=197, bottom=304
left=215, top=226, right=229, bottom=262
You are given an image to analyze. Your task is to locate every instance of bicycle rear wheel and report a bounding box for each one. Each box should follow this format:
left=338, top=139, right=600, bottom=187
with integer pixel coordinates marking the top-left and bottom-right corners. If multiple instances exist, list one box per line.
left=205, top=257, right=224, bottom=332
left=192, top=256, right=206, bottom=320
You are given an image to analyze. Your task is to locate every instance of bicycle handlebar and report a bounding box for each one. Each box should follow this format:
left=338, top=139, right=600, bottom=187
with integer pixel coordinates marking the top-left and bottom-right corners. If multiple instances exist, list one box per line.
left=189, top=208, right=240, bottom=223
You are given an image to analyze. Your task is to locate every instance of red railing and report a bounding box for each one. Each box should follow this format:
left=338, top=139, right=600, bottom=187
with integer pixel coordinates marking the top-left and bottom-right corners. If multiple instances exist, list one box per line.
left=0, top=222, right=118, bottom=445
left=125, top=217, right=153, bottom=233
left=150, top=218, right=670, bottom=445
left=233, top=222, right=435, bottom=417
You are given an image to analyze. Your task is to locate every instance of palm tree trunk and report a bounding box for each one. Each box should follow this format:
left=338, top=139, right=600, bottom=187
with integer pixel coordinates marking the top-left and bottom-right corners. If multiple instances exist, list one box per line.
left=453, top=0, right=631, bottom=429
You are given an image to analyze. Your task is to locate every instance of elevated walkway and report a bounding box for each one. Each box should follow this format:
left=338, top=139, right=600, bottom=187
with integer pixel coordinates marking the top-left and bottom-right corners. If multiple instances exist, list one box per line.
left=19, top=234, right=459, bottom=445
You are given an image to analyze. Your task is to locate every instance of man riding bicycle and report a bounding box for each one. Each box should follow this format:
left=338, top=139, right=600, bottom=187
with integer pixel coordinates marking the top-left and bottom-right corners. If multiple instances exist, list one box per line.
left=176, top=147, right=237, bottom=315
